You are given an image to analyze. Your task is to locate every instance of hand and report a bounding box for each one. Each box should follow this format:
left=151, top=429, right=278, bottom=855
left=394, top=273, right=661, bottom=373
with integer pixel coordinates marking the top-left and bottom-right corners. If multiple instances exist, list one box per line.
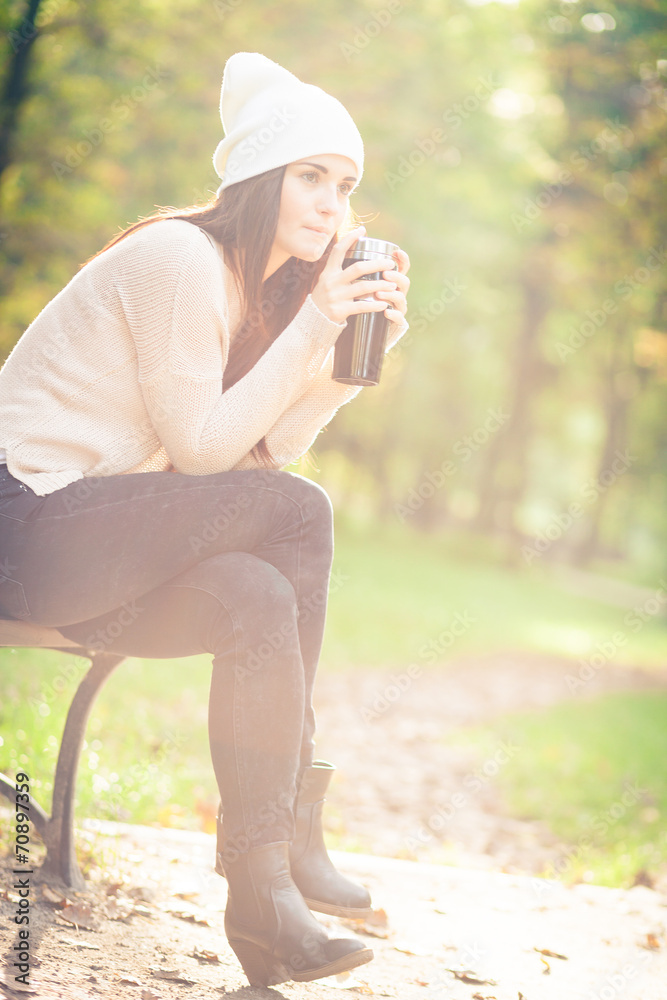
left=377, top=246, right=410, bottom=326
left=311, top=226, right=403, bottom=325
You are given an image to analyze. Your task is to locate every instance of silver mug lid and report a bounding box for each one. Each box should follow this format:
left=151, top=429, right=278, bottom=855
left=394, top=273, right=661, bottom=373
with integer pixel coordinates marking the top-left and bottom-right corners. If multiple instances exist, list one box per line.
left=344, top=237, right=399, bottom=260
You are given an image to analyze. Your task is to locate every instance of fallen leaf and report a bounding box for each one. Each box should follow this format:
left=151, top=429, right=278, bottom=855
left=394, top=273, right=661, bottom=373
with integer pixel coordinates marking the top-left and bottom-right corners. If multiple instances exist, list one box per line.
left=60, top=937, right=101, bottom=951
left=104, top=881, right=125, bottom=896
left=393, top=944, right=430, bottom=957
left=447, top=969, right=497, bottom=986
left=321, top=975, right=366, bottom=991
left=191, top=947, right=220, bottom=964
left=103, top=898, right=134, bottom=921
left=57, top=902, right=101, bottom=931
left=342, top=906, right=390, bottom=939
left=360, top=923, right=389, bottom=939
left=141, top=992, right=161, bottom=1000
left=366, top=907, right=388, bottom=927
left=641, top=932, right=661, bottom=950
left=173, top=891, right=200, bottom=901
left=533, top=947, right=568, bottom=960
left=150, top=968, right=196, bottom=985
left=41, top=885, right=68, bottom=906
left=342, top=917, right=389, bottom=939
left=472, top=994, right=497, bottom=1000
left=540, top=957, right=550, bottom=975
left=165, top=908, right=211, bottom=926
left=128, top=886, right=159, bottom=903
left=518, top=993, right=528, bottom=999
left=118, top=976, right=143, bottom=986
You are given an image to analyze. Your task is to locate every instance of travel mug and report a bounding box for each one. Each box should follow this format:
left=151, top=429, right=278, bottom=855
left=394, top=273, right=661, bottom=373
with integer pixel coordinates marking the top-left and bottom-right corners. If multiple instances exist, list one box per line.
left=332, top=237, right=399, bottom=386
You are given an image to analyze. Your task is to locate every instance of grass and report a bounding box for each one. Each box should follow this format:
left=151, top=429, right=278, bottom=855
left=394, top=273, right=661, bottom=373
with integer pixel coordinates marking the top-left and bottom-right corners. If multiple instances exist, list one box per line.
left=450, top=691, right=667, bottom=887
left=1, top=519, right=665, bottom=883
left=326, top=516, right=667, bottom=669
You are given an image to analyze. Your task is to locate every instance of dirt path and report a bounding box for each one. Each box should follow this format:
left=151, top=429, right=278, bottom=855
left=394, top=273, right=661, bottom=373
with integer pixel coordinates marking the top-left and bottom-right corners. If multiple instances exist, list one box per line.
left=312, top=652, right=667, bottom=880
left=2, top=653, right=667, bottom=999
left=2, top=821, right=667, bottom=1000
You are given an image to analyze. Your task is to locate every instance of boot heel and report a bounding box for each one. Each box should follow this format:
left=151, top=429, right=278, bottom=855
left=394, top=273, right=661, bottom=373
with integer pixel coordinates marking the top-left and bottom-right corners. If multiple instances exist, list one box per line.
left=227, top=938, right=287, bottom=987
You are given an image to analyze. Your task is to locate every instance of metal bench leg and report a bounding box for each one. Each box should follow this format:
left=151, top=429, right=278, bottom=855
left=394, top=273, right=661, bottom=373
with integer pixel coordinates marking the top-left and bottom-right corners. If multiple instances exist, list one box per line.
left=39, top=651, right=126, bottom=888
left=0, top=772, right=50, bottom=835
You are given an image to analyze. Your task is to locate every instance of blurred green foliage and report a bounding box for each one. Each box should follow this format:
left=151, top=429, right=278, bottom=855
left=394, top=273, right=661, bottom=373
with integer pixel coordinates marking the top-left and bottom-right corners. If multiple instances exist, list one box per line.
left=1, top=0, right=666, bottom=583
left=458, top=691, right=667, bottom=886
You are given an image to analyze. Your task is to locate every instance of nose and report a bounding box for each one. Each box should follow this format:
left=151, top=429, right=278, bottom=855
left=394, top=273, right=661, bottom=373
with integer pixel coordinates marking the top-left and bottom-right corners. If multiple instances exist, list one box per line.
left=317, top=183, right=338, bottom=216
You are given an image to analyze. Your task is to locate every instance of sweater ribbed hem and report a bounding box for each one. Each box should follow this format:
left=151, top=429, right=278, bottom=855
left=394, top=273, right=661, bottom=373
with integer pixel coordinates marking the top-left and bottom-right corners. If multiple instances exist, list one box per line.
left=296, top=295, right=346, bottom=346
left=9, top=467, right=85, bottom=497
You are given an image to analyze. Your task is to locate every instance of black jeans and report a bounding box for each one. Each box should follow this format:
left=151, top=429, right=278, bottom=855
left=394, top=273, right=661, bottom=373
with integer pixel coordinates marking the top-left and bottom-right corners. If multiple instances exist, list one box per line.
left=0, top=464, right=334, bottom=848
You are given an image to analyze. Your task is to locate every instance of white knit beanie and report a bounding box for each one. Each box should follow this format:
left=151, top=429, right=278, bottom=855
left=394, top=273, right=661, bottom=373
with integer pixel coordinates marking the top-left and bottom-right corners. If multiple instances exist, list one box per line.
left=213, top=52, right=364, bottom=193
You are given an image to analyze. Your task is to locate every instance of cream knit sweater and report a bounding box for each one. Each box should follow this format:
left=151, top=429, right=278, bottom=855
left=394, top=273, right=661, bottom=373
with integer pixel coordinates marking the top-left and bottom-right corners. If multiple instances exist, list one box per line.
left=0, top=220, right=406, bottom=496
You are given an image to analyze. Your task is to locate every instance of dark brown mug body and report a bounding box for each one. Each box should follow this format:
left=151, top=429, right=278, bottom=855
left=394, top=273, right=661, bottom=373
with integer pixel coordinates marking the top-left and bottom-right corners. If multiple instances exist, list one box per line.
left=332, top=239, right=398, bottom=387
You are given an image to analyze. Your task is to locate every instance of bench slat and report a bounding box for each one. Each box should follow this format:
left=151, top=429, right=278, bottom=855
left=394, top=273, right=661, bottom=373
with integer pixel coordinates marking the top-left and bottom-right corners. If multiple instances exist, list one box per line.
left=0, top=619, right=80, bottom=649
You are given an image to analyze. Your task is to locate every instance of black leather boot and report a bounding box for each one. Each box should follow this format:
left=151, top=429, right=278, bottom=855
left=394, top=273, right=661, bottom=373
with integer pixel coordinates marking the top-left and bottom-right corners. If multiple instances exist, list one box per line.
left=224, top=841, right=373, bottom=986
left=290, top=760, right=373, bottom=918
left=215, top=760, right=373, bottom=919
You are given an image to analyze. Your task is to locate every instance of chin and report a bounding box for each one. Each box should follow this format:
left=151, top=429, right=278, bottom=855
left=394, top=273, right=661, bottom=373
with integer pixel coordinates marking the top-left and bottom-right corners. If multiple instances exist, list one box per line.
left=297, top=232, right=330, bottom=261
left=292, top=248, right=325, bottom=264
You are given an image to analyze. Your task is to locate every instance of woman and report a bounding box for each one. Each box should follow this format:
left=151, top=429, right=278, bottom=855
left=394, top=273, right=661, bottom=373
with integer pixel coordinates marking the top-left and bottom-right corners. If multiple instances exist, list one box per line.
left=0, top=52, right=409, bottom=986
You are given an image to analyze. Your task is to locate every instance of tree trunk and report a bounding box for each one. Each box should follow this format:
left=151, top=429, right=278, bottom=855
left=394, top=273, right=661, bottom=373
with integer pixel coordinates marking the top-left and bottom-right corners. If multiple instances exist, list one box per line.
left=570, top=325, right=629, bottom=565
left=473, top=240, right=554, bottom=538
left=0, top=0, right=44, bottom=189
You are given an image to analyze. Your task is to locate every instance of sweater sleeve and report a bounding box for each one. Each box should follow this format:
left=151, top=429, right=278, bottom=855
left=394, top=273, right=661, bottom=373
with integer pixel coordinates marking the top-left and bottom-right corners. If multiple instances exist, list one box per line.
left=234, top=316, right=410, bottom=469
left=126, top=225, right=346, bottom=475
left=233, top=350, right=362, bottom=469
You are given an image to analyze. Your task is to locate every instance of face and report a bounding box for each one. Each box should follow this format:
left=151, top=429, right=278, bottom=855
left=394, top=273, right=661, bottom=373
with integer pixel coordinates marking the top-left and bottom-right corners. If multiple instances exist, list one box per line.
left=265, top=153, right=358, bottom=279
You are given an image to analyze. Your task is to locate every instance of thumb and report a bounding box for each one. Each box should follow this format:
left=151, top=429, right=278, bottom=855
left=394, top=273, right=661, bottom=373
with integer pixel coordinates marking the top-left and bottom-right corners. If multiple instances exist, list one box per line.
left=326, top=225, right=366, bottom=270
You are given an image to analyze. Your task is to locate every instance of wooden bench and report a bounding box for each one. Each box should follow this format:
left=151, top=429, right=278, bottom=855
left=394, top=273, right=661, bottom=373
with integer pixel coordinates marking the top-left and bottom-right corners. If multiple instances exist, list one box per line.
left=0, top=619, right=126, bottom=889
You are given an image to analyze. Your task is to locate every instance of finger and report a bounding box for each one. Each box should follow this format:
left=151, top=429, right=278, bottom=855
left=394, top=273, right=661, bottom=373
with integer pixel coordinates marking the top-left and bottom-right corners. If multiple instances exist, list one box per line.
left=384, top=268, right=408, bottom=291
left=327, top=226, right=366, bottom=269
left=348, top=278, right=398, bottom=299
left=346, top=257, right=395, bottom=281
left=378, top=294, right=407, bottom=320
left=346, top=298, right=389, bottom=317
left=391, top=248, right=410, bottom=275
left=383, top=306, right=405, bottom=324
left=376, top=289, right=404, bottom=308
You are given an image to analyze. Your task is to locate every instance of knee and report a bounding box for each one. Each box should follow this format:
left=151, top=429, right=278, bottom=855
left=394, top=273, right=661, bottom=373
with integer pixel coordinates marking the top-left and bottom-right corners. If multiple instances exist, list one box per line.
left=175, top=553, right=300, bottom=666
left=176, top=551, right=296, bottom=611
left=301, top=476, right=334, bottom=529
left=203, top=552, right=298, bottom=630
left=243, top=555, right=298, bottom=622
left=278, top=473, right=334, bottom=539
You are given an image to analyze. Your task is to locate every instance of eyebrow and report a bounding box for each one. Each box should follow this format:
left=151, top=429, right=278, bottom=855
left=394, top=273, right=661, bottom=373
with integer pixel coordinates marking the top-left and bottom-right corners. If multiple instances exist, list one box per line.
left=297, top=161, right=358, bottom=184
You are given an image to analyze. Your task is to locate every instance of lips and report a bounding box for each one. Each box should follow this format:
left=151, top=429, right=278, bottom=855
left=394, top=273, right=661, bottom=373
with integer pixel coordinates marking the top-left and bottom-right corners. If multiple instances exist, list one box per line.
left=304, top=227, right=331, bottom=236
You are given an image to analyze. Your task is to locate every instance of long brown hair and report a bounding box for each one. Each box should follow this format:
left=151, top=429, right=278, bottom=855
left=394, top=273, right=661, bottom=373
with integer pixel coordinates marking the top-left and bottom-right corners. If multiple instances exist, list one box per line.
left=89, top=166, right=335, bottom=464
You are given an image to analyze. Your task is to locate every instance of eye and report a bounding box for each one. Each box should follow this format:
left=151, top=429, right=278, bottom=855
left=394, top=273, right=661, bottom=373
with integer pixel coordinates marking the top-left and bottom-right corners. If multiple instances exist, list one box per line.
left=338, top=182, right=354, bottom=196
left=302, top=170, right=319, bottom=183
